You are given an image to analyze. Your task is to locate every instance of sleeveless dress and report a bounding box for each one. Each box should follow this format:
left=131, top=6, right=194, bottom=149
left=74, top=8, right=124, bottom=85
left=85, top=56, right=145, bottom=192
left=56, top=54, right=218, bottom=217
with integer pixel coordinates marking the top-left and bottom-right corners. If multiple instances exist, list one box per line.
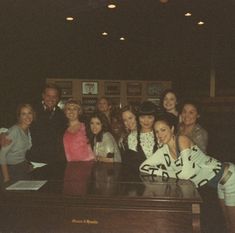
left=63, top=123, right=94, bottom=162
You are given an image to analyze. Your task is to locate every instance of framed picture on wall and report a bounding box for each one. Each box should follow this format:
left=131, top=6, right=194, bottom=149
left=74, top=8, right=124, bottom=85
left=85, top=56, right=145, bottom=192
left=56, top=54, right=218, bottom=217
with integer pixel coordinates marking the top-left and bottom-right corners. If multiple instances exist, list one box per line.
left=82, top=97, right=97, bottom=105
left=127, top=82, right=142, bottom=96
left=82, top=97, right=98, bottom=114
left=55, top=81, right=72, bottom=96
left=82, top=105, right=96, bottom=114
left=147, top=82, right=169, bottom=98
left=146, top=82, right=163, bottom=97
left=104, top=82, right=121, bottom=95
left=82, top=81, right=98, bottom=95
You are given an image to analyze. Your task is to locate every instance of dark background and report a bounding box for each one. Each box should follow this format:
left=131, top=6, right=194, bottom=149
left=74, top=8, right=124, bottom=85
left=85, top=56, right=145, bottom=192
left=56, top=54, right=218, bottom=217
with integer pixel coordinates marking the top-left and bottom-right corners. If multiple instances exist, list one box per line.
left=0, top=0, right=235, bottom=161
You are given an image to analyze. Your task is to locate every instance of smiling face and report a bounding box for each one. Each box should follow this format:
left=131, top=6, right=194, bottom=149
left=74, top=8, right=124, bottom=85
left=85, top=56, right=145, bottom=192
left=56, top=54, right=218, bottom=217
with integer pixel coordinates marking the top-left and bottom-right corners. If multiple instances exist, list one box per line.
left=154, top=120, right=174, bottom=145
left=181, top=104, right=199, bottom=127
left=163, top=92, right=177, bottom=112
left=122, top=110, right=137, bottom=132
left=64, top=103, right=81, bottom=121
left=97, top=98, right=110, bottom=113
left=90, top=117, right=102, bottom=135
left=18, top=106, right=34, bottom=128
left=139, top=115, right=155, bottom=133
left=42, top=87, right=59, bottom=110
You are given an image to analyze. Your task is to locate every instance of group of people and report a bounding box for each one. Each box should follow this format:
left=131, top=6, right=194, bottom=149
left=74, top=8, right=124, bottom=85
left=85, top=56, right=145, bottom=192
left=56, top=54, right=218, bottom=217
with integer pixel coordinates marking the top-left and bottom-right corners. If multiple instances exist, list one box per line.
left=0, top=84, right=234, bottom=233
left=0, top=84, right=122, bottom=184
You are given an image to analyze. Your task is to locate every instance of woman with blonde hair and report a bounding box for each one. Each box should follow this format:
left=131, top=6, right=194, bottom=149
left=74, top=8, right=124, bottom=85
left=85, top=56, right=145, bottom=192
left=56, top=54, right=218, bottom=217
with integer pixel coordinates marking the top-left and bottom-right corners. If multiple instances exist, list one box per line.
left=63, top=99, right=94, bottom=162
left=0, top=103, right=35, bottom=183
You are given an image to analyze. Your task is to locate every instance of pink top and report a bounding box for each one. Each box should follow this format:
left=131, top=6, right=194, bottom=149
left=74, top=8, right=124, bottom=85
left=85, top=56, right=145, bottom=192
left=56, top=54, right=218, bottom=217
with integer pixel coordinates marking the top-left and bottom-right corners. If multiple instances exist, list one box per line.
left=63, top=123, right=95, bottom=162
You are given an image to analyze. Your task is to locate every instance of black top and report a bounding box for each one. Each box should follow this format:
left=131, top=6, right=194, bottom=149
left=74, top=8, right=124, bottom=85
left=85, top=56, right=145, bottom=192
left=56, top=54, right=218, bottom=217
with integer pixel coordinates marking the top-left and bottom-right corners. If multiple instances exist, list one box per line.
left=26, top=103, right=67, bottom=164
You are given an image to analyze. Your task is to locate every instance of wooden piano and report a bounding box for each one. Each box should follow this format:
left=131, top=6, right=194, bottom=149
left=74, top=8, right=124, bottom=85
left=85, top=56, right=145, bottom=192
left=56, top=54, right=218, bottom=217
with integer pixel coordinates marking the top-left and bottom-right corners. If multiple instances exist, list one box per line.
left=0, top=162, right=202, bottom=233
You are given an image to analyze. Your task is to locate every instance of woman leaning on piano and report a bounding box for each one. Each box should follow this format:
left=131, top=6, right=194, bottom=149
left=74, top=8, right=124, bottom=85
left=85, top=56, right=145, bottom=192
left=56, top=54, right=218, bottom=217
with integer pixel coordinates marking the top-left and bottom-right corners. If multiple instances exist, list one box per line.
left=139, top=113, right=235, bottom=233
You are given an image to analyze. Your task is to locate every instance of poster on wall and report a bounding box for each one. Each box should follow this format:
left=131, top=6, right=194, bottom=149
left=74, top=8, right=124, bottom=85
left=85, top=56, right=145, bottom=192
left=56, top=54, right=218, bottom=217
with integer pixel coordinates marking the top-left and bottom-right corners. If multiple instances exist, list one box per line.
left=82, top=81, right=98, bottom=95
left=104, top=82, right=121, bottom=95
left=127, top=82, right=142, bottom=96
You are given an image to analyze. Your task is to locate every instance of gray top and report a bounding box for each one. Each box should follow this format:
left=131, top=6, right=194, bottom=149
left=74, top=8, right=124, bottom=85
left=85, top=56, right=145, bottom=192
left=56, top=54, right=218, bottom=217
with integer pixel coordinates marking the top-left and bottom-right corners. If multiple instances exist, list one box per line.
left=0, top=125, right=32, bottom=165
left=94, top=132, right=122, bottom=163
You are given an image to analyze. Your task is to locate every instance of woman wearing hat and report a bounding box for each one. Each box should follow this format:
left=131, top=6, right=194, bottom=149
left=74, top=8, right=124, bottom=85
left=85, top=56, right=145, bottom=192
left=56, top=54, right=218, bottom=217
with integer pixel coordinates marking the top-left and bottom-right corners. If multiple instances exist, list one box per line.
left=127, top=101, right=158, bottom=169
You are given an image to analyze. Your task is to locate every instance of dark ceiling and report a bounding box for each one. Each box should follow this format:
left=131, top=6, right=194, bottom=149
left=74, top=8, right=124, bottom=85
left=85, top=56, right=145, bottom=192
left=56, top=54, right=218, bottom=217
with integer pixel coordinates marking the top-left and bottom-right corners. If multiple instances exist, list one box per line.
left=0, top=0, right=235, bottom=93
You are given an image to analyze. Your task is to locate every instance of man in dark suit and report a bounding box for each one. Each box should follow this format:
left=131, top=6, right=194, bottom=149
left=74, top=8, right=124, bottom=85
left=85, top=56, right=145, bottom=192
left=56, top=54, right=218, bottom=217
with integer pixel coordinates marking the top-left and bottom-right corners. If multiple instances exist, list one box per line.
left=25, top=83, right=67, bottom=164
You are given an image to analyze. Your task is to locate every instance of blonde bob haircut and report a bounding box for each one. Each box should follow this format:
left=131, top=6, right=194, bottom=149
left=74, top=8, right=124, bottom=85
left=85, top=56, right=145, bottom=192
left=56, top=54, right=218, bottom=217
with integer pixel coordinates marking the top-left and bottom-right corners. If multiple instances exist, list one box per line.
left=16, top=103, right=36, bottom=122
left=64, top=99, right=82, bottom=114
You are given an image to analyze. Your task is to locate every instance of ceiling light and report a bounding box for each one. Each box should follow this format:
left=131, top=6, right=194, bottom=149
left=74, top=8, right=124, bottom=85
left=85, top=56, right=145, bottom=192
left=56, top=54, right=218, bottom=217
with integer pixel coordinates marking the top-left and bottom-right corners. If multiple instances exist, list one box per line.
left=197, top=21, right=205, bottom=25
left=66, top=17, right=74, bottom=21
left=102, top=32, right=108, bottom=36
left=120, top=37, right=125, bottom=41
left=185, top=12, right=192, bottom=17
left=107, top=4, right=116, bottom=9
left=159, top=0, right=168, bottom=3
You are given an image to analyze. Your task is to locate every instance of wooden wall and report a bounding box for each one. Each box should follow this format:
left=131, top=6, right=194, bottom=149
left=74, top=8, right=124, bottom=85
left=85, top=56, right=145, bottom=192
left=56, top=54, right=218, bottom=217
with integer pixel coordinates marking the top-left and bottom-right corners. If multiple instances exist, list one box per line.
left=46, top=79, right=171, bottom=114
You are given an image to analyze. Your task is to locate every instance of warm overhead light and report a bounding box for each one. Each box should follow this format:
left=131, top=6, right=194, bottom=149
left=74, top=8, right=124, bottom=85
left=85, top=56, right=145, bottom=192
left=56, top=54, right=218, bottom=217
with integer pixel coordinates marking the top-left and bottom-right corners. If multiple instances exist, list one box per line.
left=185, top=12, right=192, bottom=17
left=120, top=37, right=125, bottom=41
left=102, top=32, right=108, bottom=36
left=159, top=0, right=168, bottom=3
left=107, top=4, right=116, bottom=9
left=66, top=17, right=74, bottom=21
left=197, top=21, right=205, bottom=25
